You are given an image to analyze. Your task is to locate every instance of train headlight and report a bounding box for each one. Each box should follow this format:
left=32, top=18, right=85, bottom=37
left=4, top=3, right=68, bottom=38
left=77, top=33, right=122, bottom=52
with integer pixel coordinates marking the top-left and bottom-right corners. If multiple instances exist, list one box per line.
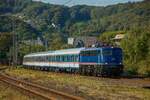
left=120, top=62, right=122, bottom=64
left=105, top=62, right=108, bottom=65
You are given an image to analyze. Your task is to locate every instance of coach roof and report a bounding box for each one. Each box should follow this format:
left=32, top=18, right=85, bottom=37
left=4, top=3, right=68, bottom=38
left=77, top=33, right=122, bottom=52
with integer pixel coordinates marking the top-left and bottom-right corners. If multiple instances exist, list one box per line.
left=24, top=48, right=85, bottom=57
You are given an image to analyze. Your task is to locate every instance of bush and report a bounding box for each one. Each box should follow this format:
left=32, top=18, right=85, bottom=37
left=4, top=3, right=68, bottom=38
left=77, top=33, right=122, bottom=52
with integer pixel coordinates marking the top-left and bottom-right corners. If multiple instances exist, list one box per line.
left=124, top=63, right=138, bottom=76
left=137, top=60, right=150, bottom=77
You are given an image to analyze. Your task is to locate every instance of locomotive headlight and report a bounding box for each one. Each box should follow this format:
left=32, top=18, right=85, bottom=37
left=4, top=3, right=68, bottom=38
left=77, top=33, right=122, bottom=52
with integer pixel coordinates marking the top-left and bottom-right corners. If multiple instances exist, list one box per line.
left=105, top=62, right=108, bottom=64
left=120, top=62, right=122, bottom=64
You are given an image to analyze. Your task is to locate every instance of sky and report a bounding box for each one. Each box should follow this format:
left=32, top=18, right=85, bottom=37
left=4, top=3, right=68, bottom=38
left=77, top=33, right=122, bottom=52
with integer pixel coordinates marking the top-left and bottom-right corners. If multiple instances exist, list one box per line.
left=33, top=0, right=143, bottom=6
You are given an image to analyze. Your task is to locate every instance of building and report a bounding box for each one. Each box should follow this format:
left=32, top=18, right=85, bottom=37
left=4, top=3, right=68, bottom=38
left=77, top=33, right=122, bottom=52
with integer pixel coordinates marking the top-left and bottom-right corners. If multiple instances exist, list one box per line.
left=68, top=36, right=99, bottom=48
left=112, top=34, right=125, bottom=45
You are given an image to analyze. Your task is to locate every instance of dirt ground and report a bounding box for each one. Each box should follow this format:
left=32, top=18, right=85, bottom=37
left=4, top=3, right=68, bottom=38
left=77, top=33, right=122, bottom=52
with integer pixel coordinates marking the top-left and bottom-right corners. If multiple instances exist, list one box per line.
left=4, top=68, right=150, bottom=100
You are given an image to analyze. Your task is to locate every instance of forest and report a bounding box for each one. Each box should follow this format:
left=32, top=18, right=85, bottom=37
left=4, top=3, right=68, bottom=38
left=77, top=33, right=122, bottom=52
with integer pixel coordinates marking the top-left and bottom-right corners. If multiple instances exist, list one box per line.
left=0, top=0, right=150, bottom=76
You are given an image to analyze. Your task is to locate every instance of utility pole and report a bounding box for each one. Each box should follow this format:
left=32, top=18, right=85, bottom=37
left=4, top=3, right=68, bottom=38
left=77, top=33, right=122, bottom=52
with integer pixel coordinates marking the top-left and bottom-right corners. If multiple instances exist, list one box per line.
left=12, top=20, right=18, bottom=67
left=12, top=0, right=18, bottom=67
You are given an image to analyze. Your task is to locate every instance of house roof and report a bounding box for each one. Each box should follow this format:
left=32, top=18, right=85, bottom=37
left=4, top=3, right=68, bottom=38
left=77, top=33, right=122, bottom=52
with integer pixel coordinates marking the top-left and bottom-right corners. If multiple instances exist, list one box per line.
left=113, top=34, right=125, bottom=40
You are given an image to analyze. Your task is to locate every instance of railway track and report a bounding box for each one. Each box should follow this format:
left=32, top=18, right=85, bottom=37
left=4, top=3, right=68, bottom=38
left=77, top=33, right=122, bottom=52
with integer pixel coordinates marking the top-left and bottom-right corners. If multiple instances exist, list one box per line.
left=0, top=67, right=8, bottom=70
left=0, top=73, right=84, bottom=100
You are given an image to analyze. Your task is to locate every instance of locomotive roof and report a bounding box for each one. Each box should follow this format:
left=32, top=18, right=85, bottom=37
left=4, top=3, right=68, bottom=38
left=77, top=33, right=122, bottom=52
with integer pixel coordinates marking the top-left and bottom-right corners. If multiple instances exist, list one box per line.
left=82, top=47, right=120, bottom=51
left=24, top=48, right=85, bottom=57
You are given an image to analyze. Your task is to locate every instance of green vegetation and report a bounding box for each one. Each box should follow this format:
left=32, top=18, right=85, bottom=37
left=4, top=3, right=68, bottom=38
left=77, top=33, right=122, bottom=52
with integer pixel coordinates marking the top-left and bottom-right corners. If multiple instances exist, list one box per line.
left=6, top=68, right=150, bottom=100
left=121, top=27, right=150, bottom=76
left=0, top=0, right=150, bottom=76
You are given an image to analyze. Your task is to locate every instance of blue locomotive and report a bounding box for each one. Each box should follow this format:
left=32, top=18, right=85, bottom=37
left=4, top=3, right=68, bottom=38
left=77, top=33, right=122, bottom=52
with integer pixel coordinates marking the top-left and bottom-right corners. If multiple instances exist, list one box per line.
left=23, top=47, right=123, bottom=76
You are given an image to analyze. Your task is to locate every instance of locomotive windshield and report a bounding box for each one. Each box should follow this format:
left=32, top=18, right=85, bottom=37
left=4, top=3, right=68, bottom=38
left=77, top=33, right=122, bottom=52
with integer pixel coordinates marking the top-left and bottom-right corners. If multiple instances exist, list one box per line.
left=102, top=48, right=122, bottom=56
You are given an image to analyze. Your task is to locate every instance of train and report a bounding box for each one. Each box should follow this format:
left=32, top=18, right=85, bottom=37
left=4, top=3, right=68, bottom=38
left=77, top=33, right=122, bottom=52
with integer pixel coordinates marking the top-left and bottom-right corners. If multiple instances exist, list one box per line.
left=23, top=47, right=123, bottom=76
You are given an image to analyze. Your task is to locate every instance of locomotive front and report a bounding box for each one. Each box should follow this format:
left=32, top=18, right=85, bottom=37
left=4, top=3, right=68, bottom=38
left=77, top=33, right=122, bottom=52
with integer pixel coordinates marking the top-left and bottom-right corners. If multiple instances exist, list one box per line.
left=79, top=47, right=123, bottom=76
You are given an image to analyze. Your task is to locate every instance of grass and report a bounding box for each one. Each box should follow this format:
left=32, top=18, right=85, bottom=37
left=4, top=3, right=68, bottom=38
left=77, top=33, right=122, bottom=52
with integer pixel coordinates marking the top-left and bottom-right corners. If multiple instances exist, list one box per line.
left=5, top=68, right=150, bottom=100
left=0, top=81, right=34, bottom=100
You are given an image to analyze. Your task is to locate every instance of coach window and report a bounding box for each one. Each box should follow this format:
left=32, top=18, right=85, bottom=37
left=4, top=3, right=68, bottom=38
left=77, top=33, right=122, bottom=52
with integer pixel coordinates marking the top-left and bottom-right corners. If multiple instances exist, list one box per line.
left=34, top=57, right=36, bottom=62
left=73, top=55, right=75, bottom=62
left=44, top=56, right=45, bottom=61
left=50, top=56, right=52, bottom=62
left=59, top=55, right=61, bottom=62
left=38, top=57, right=40, bottom=62
left=51, top=56, right=53, bottom=62
left=61, top=56, right=64, bottom=62
left=55, top=56, right=57, bottom=62
left=69, top=55, right=71, bottom=62
left=40, top=56, right=43, bottom=62
left=29, top=57, right=31, bottom=62
left=49, top=56, right=51, bottom=62
left=66, top=55, right=69, bottom=62
left=56, top=56, right=58, bottom=62
left=70, top=55, right=72, bottom=62
left=67, top=55, right=69, bottom=62
left=63, top=55, right=65, bottom=62
left=71, top=55, right=73, bottom=62
left=40, top=57, right=42, bottom=62
left=59, top=56, right=61, bottom=62
left=65, top=55, right=68, bottom=62
left=64, top=55, right=66, bottom=62
left=52, top=56, right=54, bottom=62
left=32, top=57, right=34, bottom=62
left=74, top=55, right=76, bottom=62
left=65, top=55, right=67, bottom=62
left=36, top=57, right=38, bottom=62
left=39, top=57, right=41, bottom=62
left=51, top=56, right=53, bottom=61
left=57, top=56, right=59, bottom=62
left=45, top=56, right=47, bottom=62
left=75, top=55, right=78, bottom=62
left=51, top=56, right=52, bottom=62
left=37, top=57, right=39, bottom=62
left=54, top=56, right=56, bottom=62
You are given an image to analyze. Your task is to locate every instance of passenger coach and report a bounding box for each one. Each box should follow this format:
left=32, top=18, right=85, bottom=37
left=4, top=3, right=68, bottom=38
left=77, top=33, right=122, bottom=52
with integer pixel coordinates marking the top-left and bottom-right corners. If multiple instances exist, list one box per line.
left=23, top=47, right=123, bottom=76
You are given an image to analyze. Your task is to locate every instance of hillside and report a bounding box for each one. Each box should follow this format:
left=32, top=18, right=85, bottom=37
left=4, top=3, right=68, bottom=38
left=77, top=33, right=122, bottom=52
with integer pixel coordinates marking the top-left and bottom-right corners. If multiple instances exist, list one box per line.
left=0, top=0, right=149, bottom=38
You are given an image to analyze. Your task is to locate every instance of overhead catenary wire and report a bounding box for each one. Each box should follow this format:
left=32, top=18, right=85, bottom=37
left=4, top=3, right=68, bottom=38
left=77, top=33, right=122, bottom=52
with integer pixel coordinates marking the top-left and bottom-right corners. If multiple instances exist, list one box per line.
left=63, top=0, right=74, bottom=6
